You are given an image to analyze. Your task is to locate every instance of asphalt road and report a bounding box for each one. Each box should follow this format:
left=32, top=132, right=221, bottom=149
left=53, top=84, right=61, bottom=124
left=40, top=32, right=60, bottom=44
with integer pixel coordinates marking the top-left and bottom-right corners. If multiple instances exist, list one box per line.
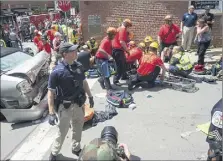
left=0, top=121, right=39, bottom=160
left=43, top=80, right=222, bottom=160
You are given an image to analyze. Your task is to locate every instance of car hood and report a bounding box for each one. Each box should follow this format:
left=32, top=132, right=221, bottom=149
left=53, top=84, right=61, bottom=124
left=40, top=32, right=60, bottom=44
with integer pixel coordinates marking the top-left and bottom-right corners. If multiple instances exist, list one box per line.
left=5, top=51, right=50, bottom=83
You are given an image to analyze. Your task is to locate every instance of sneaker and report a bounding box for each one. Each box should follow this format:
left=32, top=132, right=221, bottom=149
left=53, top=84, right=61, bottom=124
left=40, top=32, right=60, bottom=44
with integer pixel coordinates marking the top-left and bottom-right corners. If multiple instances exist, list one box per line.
left=49, top=153, right=57, bottom=161
left=72, top=149, right=82, bottom=156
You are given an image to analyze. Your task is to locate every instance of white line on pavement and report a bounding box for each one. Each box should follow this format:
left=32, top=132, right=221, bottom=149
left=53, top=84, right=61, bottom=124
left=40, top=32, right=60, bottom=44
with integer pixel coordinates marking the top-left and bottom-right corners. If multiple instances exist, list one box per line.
left=10, top=78, right=98, bottom=161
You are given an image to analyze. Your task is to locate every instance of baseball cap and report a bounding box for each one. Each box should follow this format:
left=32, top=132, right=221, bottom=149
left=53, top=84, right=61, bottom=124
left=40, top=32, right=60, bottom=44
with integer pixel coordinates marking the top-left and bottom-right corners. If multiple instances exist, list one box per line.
left=79, top=138, right=116, bottom=160
left=59, top=42, right=79, bottom=55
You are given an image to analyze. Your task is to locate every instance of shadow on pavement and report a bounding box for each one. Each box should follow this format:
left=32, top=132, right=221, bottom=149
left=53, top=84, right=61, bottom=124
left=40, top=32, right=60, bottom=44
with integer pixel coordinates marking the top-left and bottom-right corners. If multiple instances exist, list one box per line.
left=10, top=120, right=41, bottom=130
left=131, top=154, right=141, bottom=161
left=56, top=154, right=76, bottom=161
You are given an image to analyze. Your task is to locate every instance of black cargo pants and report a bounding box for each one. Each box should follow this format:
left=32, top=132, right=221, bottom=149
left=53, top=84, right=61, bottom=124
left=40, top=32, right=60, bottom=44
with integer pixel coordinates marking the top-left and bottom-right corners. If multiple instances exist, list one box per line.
left=112, top=49, right=127, bottom=83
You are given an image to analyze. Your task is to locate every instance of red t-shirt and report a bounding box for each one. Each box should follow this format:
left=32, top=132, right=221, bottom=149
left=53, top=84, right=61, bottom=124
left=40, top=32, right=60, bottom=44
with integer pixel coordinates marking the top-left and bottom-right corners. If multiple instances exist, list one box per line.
left=137, top=53, right=163, bottom=76
left=126, top=47, right=143, bottom=63
left=37, top=41, right=51, bottom=54
left=112, top=27, right=128, bottom=49
left=47, top=30, right=55, bottom=41
left=33, top=35, right=41, bottom=45
left=96, top=37, right=112, bottom=59
left=158, top=24, right=180, bottom=44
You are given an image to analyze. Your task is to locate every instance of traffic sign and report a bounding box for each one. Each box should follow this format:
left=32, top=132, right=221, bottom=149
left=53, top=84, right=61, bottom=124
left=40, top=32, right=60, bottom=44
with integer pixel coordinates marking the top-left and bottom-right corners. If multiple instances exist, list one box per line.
left=58, top=0, right=71, bottom=12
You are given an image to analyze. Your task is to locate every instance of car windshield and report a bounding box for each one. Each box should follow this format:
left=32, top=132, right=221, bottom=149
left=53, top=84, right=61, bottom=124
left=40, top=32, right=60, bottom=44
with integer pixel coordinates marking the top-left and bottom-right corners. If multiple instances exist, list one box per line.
left=0, top=51, right=32, bottom=72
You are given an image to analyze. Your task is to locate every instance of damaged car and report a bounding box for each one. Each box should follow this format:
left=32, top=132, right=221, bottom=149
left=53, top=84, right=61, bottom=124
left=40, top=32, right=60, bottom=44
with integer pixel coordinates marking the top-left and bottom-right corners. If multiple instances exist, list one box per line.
left=0, top=47, right=50, bottom=123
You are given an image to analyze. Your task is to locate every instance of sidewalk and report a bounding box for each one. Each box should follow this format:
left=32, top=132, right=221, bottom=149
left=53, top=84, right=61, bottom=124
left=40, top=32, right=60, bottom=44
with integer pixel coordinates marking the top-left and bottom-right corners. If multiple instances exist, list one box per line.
left=187, top=48, right=222, bottom=64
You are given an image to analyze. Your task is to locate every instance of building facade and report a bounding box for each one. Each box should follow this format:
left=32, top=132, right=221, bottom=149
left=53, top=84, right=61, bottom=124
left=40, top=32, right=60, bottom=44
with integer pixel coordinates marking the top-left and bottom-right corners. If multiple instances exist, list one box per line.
left=1, top=1, right=54, bottom=10
left=80, top=1, right=223, bottom=47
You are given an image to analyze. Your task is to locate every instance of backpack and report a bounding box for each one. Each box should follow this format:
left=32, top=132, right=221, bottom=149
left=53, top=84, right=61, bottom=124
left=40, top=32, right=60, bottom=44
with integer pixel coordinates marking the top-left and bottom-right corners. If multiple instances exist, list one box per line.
left=106, top=90, right=134, bottom=108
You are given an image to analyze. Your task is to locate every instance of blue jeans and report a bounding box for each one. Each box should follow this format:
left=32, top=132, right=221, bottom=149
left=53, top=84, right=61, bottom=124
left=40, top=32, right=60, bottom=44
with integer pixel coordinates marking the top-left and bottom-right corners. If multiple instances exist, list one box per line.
left=169, top=65, right=192, bottom=77
left=95, top=58, right=110, bottom=78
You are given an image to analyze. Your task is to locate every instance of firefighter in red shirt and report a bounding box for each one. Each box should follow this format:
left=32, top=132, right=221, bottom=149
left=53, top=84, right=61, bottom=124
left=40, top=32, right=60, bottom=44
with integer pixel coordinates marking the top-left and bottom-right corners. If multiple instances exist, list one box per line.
left=158, top=15, right=181, bottom=54
left=126, top=42, right=145, bottom=64
left=128, top=42, right=168, bottom=90
left=95, top=27, right=117, bottom=90
left=112, top=19, right=132, bottom=85
left=33, top=30, right=42, bottom=46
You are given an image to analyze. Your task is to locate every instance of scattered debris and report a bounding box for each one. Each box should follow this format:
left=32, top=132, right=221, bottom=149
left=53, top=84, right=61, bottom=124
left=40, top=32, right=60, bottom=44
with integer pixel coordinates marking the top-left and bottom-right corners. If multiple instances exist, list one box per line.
left=147, top=94, right=152, bottom=98
left=129, top=103, right=137, bottom=110
left=180, top=128, right=200, bottom=140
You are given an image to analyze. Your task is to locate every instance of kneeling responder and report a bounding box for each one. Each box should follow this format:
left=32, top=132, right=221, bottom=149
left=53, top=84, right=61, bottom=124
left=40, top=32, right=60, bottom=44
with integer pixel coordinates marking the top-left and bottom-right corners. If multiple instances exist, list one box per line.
left=48, top=42, right=94, bottom=161
left=126, top=42, right=145, bottom=66
left=127, top=41, right=136, bottom=50
left=86, top=37, right=99, bottom=56
left=128, top=42, right=167, bottom=90
left=144, top=36, right=153, bottom=54
left=169, top=46, right=193, bottom=77
left=95, top=27, right=117, bottom=90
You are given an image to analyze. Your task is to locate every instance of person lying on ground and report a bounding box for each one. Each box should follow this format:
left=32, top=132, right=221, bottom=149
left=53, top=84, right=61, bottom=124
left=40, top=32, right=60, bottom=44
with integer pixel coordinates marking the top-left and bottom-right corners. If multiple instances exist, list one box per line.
left=128, top=42, right=168, bottom=90
left=168, top=46, right=193, bottom=77
left=161, top=45, right=174, bottom=63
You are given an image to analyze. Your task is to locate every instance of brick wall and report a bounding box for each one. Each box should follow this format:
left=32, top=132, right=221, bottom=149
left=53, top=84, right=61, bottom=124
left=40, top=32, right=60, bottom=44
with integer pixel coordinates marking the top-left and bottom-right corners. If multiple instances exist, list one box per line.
left=80, top=0, right=222, bottom=47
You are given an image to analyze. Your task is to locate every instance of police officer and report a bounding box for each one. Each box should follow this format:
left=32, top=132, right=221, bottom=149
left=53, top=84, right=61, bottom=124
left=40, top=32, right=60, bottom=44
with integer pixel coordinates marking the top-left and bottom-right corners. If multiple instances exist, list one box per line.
left=47, top=42, right=94, bottom=161
left=206, top=99, right=222, bottom=161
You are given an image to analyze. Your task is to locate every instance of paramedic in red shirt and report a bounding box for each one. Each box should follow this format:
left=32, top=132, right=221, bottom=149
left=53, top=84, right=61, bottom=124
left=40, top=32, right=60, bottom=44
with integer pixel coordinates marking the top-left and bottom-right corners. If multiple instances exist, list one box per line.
left=37, top=35, right=52, bottom=55
left=126, top=42, right=145, bottom=64
left=95, top=27, right=117, bottom=90
left=158, top=14, right=181, bottom=54
left=33, top=30, right=42, bottom=46
left=112, top=19, right=132, bottom=85
left=128, top=42, right=168, bottom=90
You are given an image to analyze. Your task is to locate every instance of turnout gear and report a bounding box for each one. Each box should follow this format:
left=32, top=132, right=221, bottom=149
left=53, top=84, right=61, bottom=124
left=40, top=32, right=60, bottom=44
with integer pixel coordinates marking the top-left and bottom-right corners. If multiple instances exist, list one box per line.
left=0, top=39, right=6, bottom=47
left=170, top=52, right=193, bottom=71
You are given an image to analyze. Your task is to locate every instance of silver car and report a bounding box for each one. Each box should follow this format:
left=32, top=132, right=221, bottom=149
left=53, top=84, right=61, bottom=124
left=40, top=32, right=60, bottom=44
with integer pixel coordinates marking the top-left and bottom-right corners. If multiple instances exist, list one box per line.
left=0, top=47, right=50, bottom=123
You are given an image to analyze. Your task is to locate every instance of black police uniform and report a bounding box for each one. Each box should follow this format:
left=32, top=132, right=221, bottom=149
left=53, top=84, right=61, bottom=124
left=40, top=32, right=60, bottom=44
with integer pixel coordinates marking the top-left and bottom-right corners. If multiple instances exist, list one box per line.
left=206, top=98, right=222, bottom=160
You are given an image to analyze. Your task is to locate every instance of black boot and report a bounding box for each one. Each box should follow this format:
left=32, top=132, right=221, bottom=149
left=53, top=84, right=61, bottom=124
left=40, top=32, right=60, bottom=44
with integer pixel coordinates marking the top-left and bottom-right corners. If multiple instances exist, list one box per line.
left=104, top=78, right=113, bottom=90
left=49, top=153, right=57, bottom=161
left=98, top=77, right=105, bottom=89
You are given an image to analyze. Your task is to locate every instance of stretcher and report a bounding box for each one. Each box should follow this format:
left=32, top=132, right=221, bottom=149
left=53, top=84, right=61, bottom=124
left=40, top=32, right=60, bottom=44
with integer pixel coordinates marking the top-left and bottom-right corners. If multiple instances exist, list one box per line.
left=161, top=74, right=199, bottom=93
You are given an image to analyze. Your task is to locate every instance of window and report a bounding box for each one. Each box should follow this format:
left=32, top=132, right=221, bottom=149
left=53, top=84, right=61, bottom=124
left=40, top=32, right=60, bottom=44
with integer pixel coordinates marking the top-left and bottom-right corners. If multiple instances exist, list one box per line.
left=189, top=1, right=223, bottom=14
left=0, top=52, right=32, bottom=72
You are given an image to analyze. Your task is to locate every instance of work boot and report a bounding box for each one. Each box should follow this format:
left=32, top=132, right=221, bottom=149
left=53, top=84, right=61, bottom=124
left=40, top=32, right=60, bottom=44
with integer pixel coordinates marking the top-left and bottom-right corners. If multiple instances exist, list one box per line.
left=98, top=77, right=105, bottom=89
left=49, top=153, right=57, bottom=161
left=104, top=78, right=113, bottom=90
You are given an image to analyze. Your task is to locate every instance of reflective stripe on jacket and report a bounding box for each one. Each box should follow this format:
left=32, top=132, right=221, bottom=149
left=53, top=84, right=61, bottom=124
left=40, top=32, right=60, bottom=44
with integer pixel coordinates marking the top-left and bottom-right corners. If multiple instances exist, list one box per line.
left=173, top=52, right=193, bottom=71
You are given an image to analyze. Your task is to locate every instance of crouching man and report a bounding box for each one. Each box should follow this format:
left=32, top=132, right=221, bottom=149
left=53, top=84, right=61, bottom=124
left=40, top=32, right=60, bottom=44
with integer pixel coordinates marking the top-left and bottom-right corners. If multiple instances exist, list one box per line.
left=169, top=46, right=193, bottom=77
left=128, top=42, right=167, bottom=90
